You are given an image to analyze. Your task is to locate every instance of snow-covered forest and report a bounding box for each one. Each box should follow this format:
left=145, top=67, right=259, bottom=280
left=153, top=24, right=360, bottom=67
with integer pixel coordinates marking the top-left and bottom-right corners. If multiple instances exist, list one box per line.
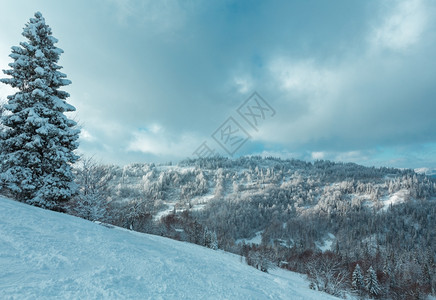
left=65, top=156, right=436, bottom=299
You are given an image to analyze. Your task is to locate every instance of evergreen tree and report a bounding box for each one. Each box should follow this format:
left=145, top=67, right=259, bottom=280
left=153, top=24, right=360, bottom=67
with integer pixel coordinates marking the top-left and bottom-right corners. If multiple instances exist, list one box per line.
left=202, top=226, right=218, bottom=250
left=210, top=230, right=218, bottom=250
left=0, top=12, right=79, bottom=208
left=420, top=263, right=432, bottom=292
left=352, top=264, right=365, bottom=293
left=365, top=265, right=381, bottom=297
left=203, top=226, right=212, bottom=248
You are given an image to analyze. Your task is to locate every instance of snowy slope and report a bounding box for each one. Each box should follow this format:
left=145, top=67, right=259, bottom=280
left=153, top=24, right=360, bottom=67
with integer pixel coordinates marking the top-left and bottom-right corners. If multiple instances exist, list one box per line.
left=415, top=167, right=436, bottom=176
left=0, top=197, right=337, bottom=299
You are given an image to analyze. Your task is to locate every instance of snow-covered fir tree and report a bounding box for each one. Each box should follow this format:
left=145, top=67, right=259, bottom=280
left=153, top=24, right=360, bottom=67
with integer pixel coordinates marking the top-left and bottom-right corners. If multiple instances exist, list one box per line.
left=210, top=230, right=218, bottom=250
left=365, top=265, right=381, bottom=297
left=0, top=12, right=79, bottom=209
left=202, top=226, right=218, bottom=250
left=352, top=264, right=365, bottom=293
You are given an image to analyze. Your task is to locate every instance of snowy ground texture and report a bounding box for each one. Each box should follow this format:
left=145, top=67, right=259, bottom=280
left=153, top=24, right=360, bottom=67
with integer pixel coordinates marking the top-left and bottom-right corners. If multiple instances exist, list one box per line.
left=0, top=197, right=338, bottom=299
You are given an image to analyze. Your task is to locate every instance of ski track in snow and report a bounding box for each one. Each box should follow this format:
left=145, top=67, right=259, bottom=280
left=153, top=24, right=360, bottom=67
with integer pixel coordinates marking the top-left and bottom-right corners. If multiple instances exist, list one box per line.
left=0, top=197, right=338, bottom=299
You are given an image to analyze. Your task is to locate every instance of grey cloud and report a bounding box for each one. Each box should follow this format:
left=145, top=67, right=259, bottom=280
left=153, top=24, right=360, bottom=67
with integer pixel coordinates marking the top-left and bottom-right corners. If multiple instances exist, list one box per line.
left=1, top=0, right=436, bottom=169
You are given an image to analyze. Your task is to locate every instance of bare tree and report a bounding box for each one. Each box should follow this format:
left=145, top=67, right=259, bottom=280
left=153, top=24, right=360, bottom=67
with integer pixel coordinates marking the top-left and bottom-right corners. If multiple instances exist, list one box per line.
left=69, top=157, right=113, bottom=221
left=306, top=253, right=348, bottom=297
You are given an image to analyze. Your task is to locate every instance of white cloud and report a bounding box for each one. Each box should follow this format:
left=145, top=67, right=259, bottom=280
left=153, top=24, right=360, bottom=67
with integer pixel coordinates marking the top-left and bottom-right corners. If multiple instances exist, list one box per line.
left=308, top=150, right=373, bottom=165
left=260, top=0, right=436, bottom=154
left=148, top=123, right=163, bottom=134
left=311, top=152, right=326, bottom=160
left=2, top=1, right=436, bottom=168
left=262, top=58, right=347, bottom=146
left=233, top=75, right=253, bottom=94
left=254, top=150, right=301, bottom=160
left=370, top=0, right=428, bottom=52
left=269, top=59, right=335, bottom=94
left=79, top=129, right=95, bottom=142
left=127, top=124, right=201, bottom=158
left=334, top=151, right=370, bottom=163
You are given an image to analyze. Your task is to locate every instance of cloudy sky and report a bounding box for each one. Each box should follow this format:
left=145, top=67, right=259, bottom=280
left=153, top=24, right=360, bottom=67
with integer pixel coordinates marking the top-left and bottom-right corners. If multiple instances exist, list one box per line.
left=1, top=0, right=436, bottom=169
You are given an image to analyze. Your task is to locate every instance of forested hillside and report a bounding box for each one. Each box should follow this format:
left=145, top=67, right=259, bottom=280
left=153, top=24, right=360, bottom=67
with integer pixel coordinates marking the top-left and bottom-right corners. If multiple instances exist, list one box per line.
left=67, top=156, right=436, bottom=299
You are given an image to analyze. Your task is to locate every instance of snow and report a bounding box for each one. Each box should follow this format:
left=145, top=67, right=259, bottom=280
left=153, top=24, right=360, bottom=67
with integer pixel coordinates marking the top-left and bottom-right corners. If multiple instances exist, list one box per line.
left=0, top=197, right=338, bottom=299
left=31, top=88, right=45, bottom=97
left=316, top=233, right=335, bottom=252
left=35, top=49, right=44, bottom=58
left=236, top=230, right=263, bottom=245
left=153, top=203, right=177, bottom=221
left=34, top=66, right=44, bottom=75
left=414, top=167, right=436, bottom=176
left=380, top=189, right=409, bottom=210
left=1, top=11, right=78, bottom=208
left=190, top=193, right=215, bottom=211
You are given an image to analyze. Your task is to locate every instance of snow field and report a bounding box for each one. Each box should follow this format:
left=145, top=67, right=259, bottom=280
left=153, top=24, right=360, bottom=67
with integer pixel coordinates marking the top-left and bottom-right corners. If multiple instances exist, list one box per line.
left=0, top=197, right=338, bottom=299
